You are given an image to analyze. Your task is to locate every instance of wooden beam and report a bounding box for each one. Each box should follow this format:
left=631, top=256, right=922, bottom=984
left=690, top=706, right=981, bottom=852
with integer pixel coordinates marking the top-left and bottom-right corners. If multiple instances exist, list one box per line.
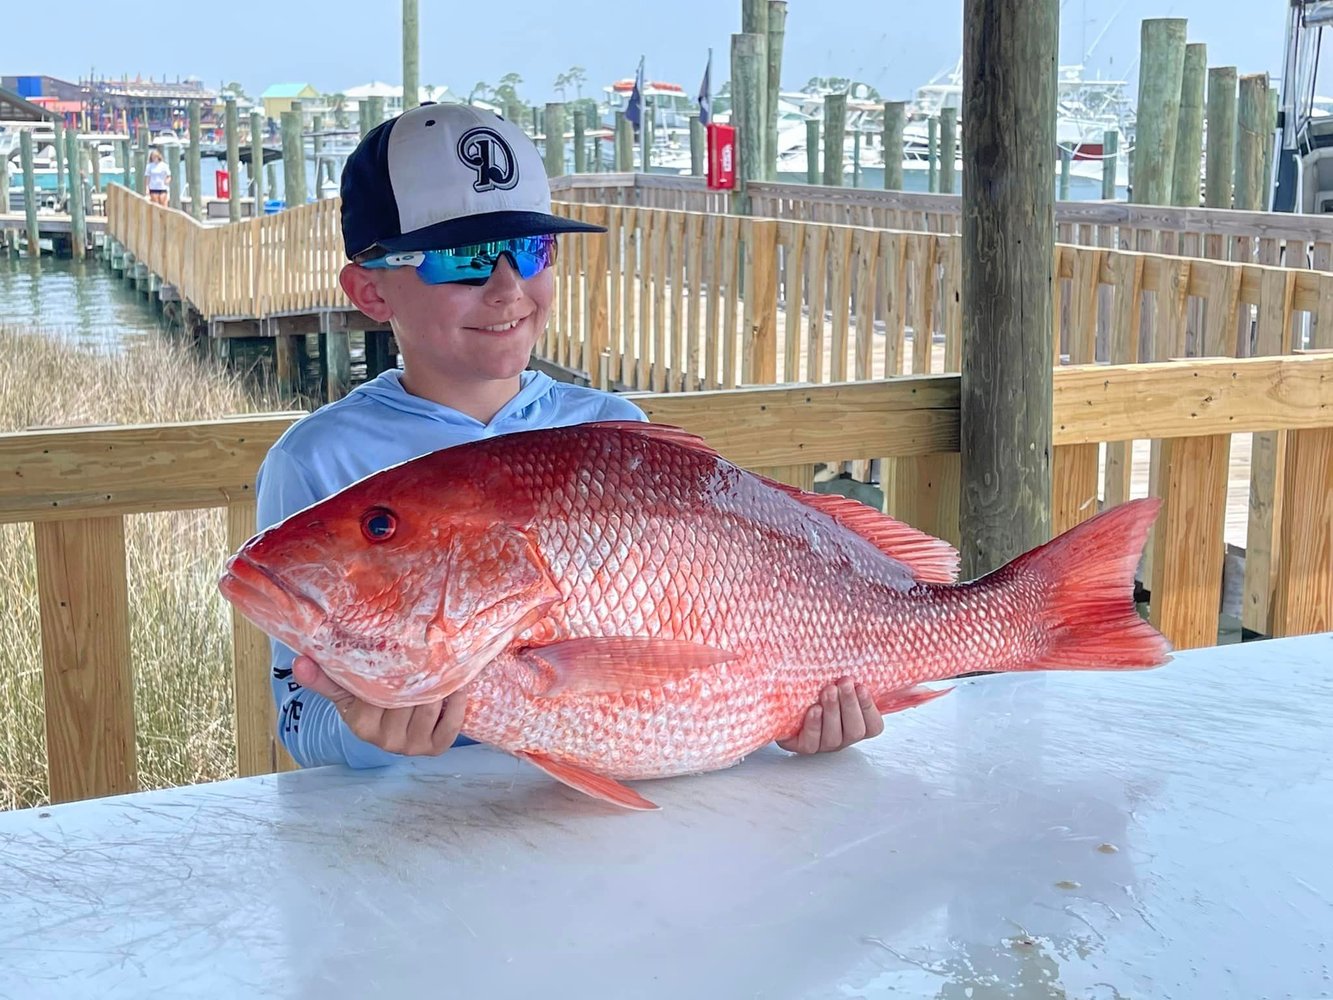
left=1052, top=354, right=1333, bottom=444
left=959, top=0, right=1058, bottom=575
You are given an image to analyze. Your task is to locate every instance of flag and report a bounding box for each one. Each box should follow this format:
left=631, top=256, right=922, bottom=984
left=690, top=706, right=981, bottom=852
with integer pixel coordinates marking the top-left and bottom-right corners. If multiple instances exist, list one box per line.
left=625, top=57, right=645, bottom=131
left=697, top=50, right=712, bottom=126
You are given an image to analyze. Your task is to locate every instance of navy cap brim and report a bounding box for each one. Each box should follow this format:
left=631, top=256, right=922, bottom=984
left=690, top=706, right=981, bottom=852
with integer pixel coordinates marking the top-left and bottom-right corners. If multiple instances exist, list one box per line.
left=354, top=210, right=606, bottom=258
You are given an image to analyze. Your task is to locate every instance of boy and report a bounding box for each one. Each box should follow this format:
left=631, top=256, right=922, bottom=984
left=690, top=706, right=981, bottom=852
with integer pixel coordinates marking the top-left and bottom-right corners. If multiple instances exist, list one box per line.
left=256, top=102, right=883, bottom=770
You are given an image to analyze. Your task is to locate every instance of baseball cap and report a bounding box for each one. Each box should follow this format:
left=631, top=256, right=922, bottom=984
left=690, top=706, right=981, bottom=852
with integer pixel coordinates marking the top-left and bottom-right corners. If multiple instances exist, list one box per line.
left=339, top=102, right=605, bottom=260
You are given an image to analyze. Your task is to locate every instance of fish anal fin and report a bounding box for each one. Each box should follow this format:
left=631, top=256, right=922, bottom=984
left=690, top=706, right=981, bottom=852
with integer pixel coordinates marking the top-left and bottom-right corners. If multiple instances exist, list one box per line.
left=757, top=479, right=961, bottom=584
left=517, top=752, right=659, bottom=811
left=521, top=637, right=739, bottom=698
left=874, top=683, right=954, bottom=715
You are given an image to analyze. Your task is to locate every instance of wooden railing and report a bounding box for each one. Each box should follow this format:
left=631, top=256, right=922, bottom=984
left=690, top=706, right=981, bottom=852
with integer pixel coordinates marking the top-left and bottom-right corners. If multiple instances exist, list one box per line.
left=2, top=354, right=1330, bottom=806
left=551, top=173, right=1333, bottom=273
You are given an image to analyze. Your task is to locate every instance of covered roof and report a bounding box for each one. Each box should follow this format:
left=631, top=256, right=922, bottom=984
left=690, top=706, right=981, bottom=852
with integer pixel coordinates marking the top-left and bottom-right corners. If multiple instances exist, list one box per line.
left=0, top=86, right=58, bottom=123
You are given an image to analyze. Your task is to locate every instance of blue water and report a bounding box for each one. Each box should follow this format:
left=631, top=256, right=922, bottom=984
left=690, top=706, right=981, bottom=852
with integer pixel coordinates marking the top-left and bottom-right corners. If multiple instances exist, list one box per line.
left=0, top=253, right=168, bottom=349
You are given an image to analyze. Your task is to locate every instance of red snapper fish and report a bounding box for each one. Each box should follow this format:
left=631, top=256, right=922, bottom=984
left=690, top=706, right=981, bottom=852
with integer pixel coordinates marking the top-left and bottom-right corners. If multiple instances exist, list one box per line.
left=220, top=421, right=1171, bottom=810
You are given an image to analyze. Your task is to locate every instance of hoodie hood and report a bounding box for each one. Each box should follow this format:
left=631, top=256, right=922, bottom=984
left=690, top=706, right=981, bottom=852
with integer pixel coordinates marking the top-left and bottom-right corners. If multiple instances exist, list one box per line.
left=349, top=368, right=559, bottom=431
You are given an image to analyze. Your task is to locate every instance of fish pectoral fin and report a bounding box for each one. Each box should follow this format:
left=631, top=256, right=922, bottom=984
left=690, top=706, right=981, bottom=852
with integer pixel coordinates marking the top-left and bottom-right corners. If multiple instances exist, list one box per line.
left=517, top=752, right=659, bottom=811
left=874, top=684, right=954, bottom=715
left=521, top=637, right=739, bottom=698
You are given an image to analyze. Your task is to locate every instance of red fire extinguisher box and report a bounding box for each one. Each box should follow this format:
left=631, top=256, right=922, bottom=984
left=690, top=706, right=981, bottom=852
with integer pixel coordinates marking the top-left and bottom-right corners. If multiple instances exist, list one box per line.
left=215, top=169, right=230, bottom=200
left=706, top=123, right=736, bottom=190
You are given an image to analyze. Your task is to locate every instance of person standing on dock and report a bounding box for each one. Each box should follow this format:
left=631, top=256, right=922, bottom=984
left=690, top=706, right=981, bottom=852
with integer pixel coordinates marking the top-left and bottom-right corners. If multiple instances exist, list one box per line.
left=253, top=102, right=885, bottom=771
left=146, top=149, right=171, bottom=206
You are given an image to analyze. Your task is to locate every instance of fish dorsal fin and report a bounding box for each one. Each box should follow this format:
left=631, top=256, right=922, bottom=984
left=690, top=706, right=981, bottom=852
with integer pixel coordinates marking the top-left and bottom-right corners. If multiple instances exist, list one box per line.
left=758, top=477, right=961, bottom=584
left=590, top=420, right=722, bottom=458
left=521, top=637, right=739, bottom=698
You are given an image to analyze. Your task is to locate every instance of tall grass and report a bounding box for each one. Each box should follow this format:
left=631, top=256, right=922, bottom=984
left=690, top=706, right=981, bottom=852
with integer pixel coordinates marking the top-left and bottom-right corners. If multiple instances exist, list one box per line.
left=0, top=325, right=290, bottom=810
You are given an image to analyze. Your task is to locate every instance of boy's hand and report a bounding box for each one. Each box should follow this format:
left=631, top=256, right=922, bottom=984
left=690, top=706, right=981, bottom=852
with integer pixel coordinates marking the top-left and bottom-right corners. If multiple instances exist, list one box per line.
left=293, top=655, right=467, bottom=756
left=777, top=677, right=884, bottom=755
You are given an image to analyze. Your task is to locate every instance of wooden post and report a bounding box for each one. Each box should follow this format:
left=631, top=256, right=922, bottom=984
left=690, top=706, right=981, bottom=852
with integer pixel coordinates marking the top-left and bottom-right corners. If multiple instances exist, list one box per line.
left=187, top=101, right=202, bottom=221
left=765, top=0, right=787, bottom=181
left=805, top=118, right=820, bottom=184
left=572, top=109, right=587, bottom=173
left=742, top=0, right=769, bottom=174
left=822, top=92, right=847, bottom=187
left=731, top=31, right=766, bottom=214
left=250, top=109, right=265, bottom=208
left=852, top=128, right=862, bottom=187
left=20, top=130, right=40, bottom=259
left=310, top=113, right=324, bottom=200
left=1205, top=67, right=1238, bottom=209
left=960, top=0, right=1058, bottom=576
left=367, top=96, right=386, bottom=132
left=615, top=111, right=633, bottom=171
left=927, top=116, right=939, bottom=192
left=135, top=130, right=148, bottom=196
left=1235, top=73, right=1270, bottom=211
left=1171, top=42, right=1207, bottom=207
left=939, top=106, right=957, bottom=194
left=1132, top=18, right=1188, bottom=205
left=0, top=140, right=11, bottom=253
left=53, top=116, right=66, bottom=202
left=359, top=100, right=373, bottom=139
left=402, top=0, right=420, bottom=111
left=689, top=114, right=705, bottom=176
left=1263, top=86, right=1279, bottom=204
left=544, top=102, right=566, bottom=178
left=883, top=101, right=906, bottom=190
left=1102, top=129, right=1119, bottom=200
left=167, top=140, right=181, bottom=210
left=282, top=103, right=306, bottom=208
left=225, top=96, right=241, bottom=222
left=63, top=129, right=86, bottom=258
left=1059, top=146, right=1072, bottom=199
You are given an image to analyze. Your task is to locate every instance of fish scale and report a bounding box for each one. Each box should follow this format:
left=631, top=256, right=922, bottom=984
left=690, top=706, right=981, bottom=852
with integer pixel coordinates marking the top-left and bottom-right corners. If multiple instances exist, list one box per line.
left=220, top=421, right=1172, bottom=811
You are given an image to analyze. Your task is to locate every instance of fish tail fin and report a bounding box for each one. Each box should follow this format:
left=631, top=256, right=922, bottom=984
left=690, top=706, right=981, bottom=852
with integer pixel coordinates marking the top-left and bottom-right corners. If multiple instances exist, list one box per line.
left=991, top=497, right=1172, bottom=671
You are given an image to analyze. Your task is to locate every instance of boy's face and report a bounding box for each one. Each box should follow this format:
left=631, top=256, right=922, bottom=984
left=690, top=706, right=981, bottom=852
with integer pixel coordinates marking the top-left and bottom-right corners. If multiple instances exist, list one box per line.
left=344, top=252, right=554, bottom=392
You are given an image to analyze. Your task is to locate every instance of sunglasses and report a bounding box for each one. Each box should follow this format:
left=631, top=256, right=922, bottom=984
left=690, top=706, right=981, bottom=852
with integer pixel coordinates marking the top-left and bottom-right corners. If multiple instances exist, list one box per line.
left=357, top=234, right=558, bottom=286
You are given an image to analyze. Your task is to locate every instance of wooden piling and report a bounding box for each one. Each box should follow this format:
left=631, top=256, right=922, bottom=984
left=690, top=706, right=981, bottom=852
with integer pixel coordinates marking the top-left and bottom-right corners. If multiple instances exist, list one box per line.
left=805, top=118, right=820, bottom=184
left=731, top=31, right=766, bottom=212
left=359, top=101, right=373, bottom=139
left=544, top=103, right=566, bottom=178
left=765, top=0, right=787, bottom=181
left=822, top=93, right=847, bottom=187
left=402, top=0, right=420, bottom=112
left=63, top=129, right=86, bottom=258
left=1132, top=18, right=1188, bottom=205
left=250, top=110, right=265, bottom=208
left=20, top=130, right=39, bottom=259
left=690, top=115, right=705, bottom=176
left=1204, top=67, right=1237, bottom=209
left=960, top=0, right=1058, bottom=575
left=1234, top=73, right=1270, bottom=211
left=615, top=112, right=633, bottom=171
left=883, top=101, right=906, bottom=190
left=281, top=103, right=306, bottom=208
left=135, top=131, right=148, bottom=196
left=1171, top=42, right=1207, bottom=207
left=572, top=109, right=587, bottom=173
left=225, top=97, right=241, bottom=221
left=927, top=116, right=939, bottom=192
left=1059, top=146, right=1071, bottom=199
left=187, top=102, right=202, bottom=221
left=53, top=117, right=65, bottom=202
left=939, top=106, right=957, bottom=194
left=1102, top=129, right=1119, bottom=200
left=367, top=96, right=386, bottom=132
left=742, top=0, right=769, bottom=173
left=167, top=141, right=181, bottom=210
left=1263, top=86, right=1279, bottom=202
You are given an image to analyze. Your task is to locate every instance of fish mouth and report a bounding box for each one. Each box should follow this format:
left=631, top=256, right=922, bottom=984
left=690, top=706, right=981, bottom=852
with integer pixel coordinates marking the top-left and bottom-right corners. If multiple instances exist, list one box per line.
left=218, top=552, right=320, bottom=628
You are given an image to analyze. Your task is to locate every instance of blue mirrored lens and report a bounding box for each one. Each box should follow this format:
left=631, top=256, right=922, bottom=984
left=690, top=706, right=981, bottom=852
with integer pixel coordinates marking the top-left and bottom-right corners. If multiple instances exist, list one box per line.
left=364, top=235, right=558, bottom=285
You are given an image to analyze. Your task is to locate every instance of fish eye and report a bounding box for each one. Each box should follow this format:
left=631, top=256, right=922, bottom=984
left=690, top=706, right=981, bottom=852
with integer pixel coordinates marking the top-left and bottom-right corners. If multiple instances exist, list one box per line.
left=360, top=508, right=397, bottom=543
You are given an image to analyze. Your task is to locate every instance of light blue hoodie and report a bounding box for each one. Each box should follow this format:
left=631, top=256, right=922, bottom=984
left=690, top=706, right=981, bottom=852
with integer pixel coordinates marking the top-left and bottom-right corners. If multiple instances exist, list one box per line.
left=255, top=367, right=647, bottom=769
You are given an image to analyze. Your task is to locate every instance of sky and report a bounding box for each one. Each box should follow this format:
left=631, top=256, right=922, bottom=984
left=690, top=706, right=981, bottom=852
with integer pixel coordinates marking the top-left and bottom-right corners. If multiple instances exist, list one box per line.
left=10, top=0, right=1291, bottom=107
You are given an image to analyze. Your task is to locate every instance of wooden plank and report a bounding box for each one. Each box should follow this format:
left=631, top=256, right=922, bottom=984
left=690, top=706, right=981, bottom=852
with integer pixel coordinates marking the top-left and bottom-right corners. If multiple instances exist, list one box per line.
left=853, top=228, right=879, bottom=381
left=650, top=213, right=668, bottom=392
left=1269, top=425, right=1333, bottom=637
left=227, top=501, right=283, bottom=777
left=685, top=212, right=704, bottom=390
left=722, top=214, right=741, bottom=388
left=1148, top=434, right=1231, bottom=649
left=1104, top=252, right=1145, bottom=507
left=752, top=464, right=818, bottom=491
left=584, top=205, right=611, bottom=377
left=781, top=222, right=805, bottom=383
left=0, top=414, right=306, bottom=524
left=629, top=376, right=960, bottom=466
left=1199, top=260, right=1242, bottom=357
left=743, top=219, right=780, bottom=385
left=880, top=231, right=907, bottom=377
left=1052, top=443, right=1101, bottom=534
left=891, top=453, right=961, bottom=549
left=805, top=225, right=829, bottom=383
left=34, top=516, right=137, bottom=803
left=829, top=227, right=855, bottom=382
left=1244, top=267, right=1297, bottom=635
left=1052, top=354, right=1333, bottom=445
